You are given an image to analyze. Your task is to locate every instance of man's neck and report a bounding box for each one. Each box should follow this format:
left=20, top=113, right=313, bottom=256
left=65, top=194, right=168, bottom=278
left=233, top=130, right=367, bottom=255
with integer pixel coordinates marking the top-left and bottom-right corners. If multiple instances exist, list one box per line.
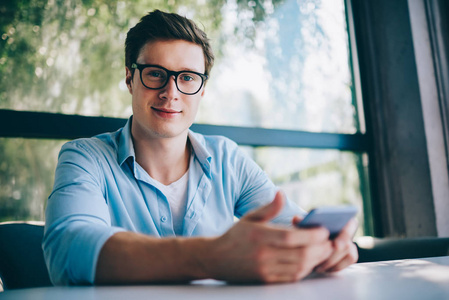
left=132, top=130, right=191, bottom=186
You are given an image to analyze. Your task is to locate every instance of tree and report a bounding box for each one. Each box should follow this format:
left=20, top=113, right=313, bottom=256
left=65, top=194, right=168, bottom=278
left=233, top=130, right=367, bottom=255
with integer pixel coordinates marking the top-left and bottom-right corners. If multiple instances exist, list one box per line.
left=0, top=0, right=287, bottom=221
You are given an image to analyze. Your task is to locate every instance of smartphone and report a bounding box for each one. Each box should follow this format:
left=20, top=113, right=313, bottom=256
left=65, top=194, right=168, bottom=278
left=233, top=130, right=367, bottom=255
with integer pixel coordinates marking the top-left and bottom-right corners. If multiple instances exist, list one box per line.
left=297, top=206, right=358, bottom=239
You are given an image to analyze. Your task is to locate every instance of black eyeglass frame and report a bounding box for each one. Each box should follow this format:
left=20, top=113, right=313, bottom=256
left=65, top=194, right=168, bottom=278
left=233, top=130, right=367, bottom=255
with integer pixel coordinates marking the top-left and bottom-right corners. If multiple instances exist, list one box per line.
left=131, top=63, right=209, bottom=95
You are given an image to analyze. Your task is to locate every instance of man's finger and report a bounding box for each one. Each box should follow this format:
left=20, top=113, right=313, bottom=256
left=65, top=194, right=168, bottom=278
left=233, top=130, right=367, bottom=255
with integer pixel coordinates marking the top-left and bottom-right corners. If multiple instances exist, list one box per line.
left=291, top=215, right=303, bottom=226
left=314, top=233, right=359, bottom=273
left=274, top=241, right=333, bottom=264
left=337, top=218, right=358, bottom=240
left=319, top=243, right=359, bottom=273
left=246, top=222, right=330, bottom=248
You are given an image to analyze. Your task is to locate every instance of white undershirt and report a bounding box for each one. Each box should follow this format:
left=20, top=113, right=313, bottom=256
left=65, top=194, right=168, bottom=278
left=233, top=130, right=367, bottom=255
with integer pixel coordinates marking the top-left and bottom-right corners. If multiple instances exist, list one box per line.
left=162, top=170, right=189, bottom=235
left=153, top=153, right=193, bottom=236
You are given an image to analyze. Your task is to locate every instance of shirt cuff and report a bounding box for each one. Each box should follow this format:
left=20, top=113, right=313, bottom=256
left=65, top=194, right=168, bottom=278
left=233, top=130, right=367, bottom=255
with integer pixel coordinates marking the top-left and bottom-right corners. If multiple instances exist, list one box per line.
left=68, top=224, right=125, bottom=284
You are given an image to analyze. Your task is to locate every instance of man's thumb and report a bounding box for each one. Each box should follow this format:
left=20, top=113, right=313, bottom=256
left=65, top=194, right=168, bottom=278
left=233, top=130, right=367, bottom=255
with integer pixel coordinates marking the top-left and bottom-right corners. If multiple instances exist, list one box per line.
left=243, top=190, right=285, bottom=223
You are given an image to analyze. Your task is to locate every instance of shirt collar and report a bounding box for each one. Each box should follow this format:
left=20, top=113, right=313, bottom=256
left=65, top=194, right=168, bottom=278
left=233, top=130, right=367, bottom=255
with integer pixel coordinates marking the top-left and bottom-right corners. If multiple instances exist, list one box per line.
left=118, top=116, right=135, bottom=167
left=188, top=130, right=212, bottom=177
left=117, top=116, right=212, bottom=177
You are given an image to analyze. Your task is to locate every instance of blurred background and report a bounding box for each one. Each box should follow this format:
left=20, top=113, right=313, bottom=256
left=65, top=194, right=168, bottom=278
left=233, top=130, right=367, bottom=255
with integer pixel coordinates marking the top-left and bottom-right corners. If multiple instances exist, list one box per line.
left=0, top=0, right=368, bottom=235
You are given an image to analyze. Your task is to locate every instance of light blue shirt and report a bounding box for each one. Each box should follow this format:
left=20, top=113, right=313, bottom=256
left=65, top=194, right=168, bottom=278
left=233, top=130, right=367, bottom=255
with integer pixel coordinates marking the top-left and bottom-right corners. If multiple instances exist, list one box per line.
left=43, top=117, right=305, bottom=285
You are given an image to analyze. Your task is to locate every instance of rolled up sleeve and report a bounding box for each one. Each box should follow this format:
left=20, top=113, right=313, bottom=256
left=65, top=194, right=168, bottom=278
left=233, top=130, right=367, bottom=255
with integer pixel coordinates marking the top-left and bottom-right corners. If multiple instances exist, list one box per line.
left=42, top=141, right=124, bottom=285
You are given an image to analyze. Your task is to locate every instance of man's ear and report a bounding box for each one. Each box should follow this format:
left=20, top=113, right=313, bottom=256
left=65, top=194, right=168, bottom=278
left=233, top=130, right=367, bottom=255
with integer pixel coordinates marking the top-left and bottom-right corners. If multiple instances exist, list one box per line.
left=125, top=67, right=133, bottom=94
left=200, top=83, right=207, bottom=97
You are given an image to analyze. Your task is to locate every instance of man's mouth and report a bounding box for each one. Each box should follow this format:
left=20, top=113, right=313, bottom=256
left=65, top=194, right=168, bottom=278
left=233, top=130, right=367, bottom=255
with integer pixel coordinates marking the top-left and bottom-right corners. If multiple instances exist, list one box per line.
left=151, top=107, right=181, bottom=114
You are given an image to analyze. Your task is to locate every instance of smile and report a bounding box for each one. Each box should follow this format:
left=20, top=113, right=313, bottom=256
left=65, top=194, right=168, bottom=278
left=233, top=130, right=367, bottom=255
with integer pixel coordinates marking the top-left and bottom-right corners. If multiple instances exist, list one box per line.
left=151, top=107, right=182, bottom=118
left=152, top=107, right=181, bottom=113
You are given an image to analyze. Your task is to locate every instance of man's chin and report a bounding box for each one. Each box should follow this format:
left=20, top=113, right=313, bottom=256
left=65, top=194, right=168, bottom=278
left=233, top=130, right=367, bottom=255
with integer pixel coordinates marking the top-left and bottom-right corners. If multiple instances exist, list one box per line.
left=148, top=127, right=190, bottom=140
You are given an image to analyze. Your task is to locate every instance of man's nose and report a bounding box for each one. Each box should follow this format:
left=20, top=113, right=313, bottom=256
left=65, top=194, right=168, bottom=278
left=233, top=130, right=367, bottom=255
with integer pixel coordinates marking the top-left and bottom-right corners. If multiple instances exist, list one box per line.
left=159, top=76, right=180, bottom=100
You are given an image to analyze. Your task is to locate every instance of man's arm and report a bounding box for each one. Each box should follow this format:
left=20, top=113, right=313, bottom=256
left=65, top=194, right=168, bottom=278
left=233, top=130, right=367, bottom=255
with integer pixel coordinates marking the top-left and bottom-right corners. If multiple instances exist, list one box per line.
left=95, top=232, right=209, bottom=283
left=95, top=191, right=339, bottom=284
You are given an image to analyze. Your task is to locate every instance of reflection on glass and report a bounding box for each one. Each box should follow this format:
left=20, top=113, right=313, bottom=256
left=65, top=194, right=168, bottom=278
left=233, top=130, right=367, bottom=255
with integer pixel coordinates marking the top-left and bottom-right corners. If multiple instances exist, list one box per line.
left=1, top=0, right=358, bottom=133
left=240, top=146, right=368, bottom=235
left=199, top=0, right=357, bottom=133
left=0, top=138, right=66, bottom=222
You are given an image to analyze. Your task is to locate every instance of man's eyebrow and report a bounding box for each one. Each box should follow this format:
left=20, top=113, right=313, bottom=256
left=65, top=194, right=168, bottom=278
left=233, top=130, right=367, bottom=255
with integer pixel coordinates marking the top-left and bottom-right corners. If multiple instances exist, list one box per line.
left=179, top=67, right=203, bottom=73
left=140, top=63, right=203, bottom=73
left=170, top=66, right=204, bottom=73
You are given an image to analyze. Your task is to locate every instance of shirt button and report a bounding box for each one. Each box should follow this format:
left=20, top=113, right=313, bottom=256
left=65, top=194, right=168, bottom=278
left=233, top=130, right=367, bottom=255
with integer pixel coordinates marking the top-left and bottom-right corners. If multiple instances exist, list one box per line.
left=161, top=216, right=167, bottom=222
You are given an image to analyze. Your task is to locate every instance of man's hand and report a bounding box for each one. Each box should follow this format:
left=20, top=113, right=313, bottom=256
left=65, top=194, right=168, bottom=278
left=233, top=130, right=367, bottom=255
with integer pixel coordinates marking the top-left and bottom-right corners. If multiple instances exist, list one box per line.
left=313, top=218, right=359, bottom=273
left=96, top=191, right=358, bottom=285
left=196, top=191, right=336, bottom=283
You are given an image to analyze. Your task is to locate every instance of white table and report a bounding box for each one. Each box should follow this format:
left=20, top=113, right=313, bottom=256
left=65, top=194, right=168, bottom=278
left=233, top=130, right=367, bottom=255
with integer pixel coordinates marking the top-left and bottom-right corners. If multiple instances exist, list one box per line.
left=1, top=256, right=449, bottom=300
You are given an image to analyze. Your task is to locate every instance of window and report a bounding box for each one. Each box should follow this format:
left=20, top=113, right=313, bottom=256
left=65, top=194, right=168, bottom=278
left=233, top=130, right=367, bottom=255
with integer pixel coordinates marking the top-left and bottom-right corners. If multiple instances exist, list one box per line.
left=0, top=0, right=369, bottom=235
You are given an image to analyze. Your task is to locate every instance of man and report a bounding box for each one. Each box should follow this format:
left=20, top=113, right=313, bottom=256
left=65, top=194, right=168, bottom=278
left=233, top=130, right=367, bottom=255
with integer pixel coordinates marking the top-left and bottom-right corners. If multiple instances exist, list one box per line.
left=43, top=9, right=358, bottom=285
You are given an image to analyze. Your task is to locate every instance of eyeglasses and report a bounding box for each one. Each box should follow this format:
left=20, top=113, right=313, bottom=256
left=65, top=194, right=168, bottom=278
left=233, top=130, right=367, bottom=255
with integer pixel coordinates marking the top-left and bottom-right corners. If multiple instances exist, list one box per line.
left=131, top=63, right=208, bottom=95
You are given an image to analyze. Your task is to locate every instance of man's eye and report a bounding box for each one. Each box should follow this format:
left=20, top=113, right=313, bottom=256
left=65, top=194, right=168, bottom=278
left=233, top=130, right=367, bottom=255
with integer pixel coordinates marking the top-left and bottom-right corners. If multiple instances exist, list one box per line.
left=148, top=71, right=163, bottom=78
left=143, top=68, right=166, bottom=80
left=180, top=73, right=196, bottom=82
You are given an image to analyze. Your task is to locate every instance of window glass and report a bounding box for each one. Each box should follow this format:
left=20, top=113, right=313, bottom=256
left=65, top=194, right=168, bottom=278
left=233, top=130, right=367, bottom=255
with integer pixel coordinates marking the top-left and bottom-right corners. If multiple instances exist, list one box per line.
left=1, top=0, right=359, bottom=133
left=241, top=146, right=368, bottom=236
left=0, top=139, right=368, bottom=236
left=0, top=0, right=368, bottom=234
left=198, top=0, right=358, bottom=133
left=0, top=138, right=65, bottom=222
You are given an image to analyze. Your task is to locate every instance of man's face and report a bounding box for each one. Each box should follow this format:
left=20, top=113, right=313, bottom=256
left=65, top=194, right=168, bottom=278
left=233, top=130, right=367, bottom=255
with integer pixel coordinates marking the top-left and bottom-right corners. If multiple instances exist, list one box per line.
left=126, top=39, right=206, bottom=141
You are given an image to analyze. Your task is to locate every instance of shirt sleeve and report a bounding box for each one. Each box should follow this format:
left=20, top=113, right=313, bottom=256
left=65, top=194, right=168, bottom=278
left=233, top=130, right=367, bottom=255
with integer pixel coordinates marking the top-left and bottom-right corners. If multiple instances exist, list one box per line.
left=42, top=140, right=125, bottom=285
left=230, top=144, right=306, bottom=225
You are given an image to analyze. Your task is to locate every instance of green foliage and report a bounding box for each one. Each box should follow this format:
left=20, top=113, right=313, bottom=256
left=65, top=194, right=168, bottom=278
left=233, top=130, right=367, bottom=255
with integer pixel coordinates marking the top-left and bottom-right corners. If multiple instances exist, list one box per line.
left=0, top=138, right=65, bottom=222
left=0, top=0, right=284, bottom=221
left=1, top=0, right=282, bottom=116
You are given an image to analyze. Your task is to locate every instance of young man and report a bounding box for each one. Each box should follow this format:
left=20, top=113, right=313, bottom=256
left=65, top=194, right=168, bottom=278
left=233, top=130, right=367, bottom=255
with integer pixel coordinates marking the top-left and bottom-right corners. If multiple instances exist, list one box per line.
left=43, top=10, right=358, bottom=285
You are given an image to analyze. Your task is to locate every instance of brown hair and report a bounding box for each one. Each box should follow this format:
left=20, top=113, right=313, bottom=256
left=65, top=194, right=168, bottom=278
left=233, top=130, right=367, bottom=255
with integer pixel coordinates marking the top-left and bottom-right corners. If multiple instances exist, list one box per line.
left=125, top=10, right=214, bottom=76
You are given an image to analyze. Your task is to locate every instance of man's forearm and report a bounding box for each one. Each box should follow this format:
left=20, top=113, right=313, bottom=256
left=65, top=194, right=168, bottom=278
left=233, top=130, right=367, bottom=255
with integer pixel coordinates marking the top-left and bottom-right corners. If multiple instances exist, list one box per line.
left=95, top=231, right=212, bottom=284
left=94, top=192, right=357, bottom=285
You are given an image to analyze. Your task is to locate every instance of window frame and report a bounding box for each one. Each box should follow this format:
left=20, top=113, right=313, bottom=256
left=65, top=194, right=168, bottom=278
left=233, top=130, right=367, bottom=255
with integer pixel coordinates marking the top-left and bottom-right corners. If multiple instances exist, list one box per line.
left=350, top=0, right=449, bottom=237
